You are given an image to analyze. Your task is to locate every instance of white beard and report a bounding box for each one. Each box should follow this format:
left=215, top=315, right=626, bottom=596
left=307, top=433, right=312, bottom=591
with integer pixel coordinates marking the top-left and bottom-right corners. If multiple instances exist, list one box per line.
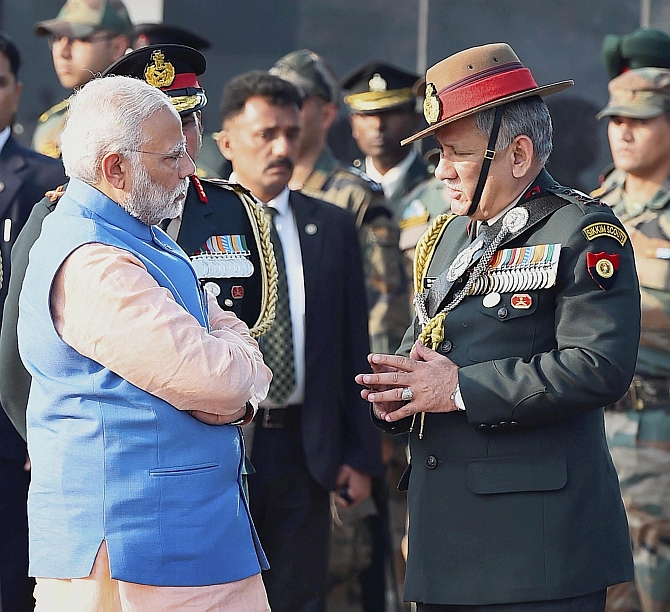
left=120, top=162, right=189, bottom=226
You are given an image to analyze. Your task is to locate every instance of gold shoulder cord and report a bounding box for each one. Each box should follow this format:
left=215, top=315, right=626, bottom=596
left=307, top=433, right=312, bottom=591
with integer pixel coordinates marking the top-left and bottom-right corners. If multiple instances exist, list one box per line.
left=413, top=213, right=456, bottom=349
left=410, top=212, right=456, bottom=439
left=233, top=186, right=278, bottom=338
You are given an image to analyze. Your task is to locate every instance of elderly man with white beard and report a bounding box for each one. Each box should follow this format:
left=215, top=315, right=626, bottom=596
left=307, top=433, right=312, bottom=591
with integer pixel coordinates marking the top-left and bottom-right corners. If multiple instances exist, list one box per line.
left=16, top=75, right=272, bottom=612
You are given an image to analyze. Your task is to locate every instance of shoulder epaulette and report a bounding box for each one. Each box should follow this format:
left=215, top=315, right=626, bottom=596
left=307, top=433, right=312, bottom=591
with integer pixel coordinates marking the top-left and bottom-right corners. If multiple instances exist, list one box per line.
left=199, top=177, right=259, bottom=202
left=547, top=185, right=605, bottom=208
left=344, top=165, right=383, bottom=193
left=38, top=99, right=69, bottom=124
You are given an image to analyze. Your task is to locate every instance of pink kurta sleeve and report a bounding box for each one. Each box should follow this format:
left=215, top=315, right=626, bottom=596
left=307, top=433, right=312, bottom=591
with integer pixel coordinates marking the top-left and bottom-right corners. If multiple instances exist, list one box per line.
left=50, top=243, right=271, bottom=416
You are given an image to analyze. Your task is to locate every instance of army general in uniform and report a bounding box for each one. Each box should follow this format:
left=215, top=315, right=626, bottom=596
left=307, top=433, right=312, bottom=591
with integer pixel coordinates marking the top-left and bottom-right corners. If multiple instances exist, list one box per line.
left=357, top=43, right=639, bottom=611
left=593, top=67, right=670, bottom=612
left=0, top=44, right=275, bottom=438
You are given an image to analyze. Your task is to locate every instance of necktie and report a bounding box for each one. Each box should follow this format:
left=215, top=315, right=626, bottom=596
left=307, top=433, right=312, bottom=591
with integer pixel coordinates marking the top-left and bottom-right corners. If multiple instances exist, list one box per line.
left=260, top=207, right=296, bottom=406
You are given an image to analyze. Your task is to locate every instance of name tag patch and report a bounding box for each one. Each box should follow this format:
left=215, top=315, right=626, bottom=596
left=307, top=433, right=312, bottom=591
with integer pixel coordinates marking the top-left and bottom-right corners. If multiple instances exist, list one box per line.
left=582, top=223, right=627, bottom=246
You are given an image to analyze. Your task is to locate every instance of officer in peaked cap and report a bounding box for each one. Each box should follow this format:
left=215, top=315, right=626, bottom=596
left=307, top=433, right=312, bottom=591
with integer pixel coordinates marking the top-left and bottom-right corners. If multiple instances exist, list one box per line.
left=357, top=42, right=639, bottom=611
left=131, top=23, right=211, bottom=50
left=592, top=66, right=670, bottom=612
left=0, top=44, right=277, bottom=440
left=602, top=27, right=670, bottom=79
left=342, top=61, right=434, bottom=219
left=32, top=0, right=132, bottom=158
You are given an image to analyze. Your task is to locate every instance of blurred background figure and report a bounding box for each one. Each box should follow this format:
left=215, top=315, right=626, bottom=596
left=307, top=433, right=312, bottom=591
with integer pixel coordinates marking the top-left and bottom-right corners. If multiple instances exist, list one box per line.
left=130, top=22, right=210, bottom=50
left=0, top=31, right=65, bottom=612
left=31, top=0, right=132, bottom=158
left=341, top=62, right=432, bottom=219
left=592, top=30, right=670, bottom=610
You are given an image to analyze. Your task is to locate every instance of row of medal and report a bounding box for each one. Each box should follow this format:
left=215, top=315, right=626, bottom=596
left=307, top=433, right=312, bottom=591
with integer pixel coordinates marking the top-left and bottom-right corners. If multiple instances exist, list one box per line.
left=191, top=233, right=254, bottom=279
left=469, top=243, right=562, bottom=297
left=191, top=254, right=254, bottom=279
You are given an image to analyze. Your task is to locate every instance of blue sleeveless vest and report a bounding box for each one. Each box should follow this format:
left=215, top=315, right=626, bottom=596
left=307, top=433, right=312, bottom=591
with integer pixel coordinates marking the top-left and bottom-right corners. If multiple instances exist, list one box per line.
left=18, top=178, right=268, bottom=586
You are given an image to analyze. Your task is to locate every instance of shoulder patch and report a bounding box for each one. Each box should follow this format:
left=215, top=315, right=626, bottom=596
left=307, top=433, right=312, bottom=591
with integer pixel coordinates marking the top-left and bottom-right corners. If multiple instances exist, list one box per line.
left=582, top=222, right=628, bottom=246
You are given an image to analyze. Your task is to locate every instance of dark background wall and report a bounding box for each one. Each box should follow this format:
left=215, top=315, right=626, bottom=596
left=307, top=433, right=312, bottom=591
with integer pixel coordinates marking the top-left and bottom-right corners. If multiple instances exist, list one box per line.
left=0, top=0, right=661, bottom=188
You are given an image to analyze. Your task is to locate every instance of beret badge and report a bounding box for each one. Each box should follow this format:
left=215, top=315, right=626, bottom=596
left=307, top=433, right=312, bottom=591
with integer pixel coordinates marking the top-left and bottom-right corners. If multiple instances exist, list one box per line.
left=423, top=82, right=441, bottom=124
left=144, top=50, right=176, bottom=88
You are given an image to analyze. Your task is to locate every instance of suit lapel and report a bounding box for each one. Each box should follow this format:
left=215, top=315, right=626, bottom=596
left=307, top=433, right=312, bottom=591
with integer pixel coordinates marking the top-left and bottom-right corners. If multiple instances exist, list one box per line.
left=175, top=180, right=216, bottom=254
left=290, top=191, right=325, bottom=317
left=0, top=137, right=27, bottom=219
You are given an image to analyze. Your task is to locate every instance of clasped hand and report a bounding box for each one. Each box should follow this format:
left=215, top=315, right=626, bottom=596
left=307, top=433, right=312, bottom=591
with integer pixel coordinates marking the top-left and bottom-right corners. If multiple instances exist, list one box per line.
left=355, top=340, right=460, bottom=422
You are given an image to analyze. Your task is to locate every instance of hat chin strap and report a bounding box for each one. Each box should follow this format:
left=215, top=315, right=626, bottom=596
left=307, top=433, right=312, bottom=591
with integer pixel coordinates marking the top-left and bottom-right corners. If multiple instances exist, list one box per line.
left=467, top=104, right=505, bottom=217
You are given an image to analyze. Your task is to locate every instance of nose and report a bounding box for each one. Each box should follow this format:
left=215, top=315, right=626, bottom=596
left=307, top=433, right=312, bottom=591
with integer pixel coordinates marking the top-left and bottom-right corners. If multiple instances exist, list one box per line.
left=434, top=156, right=455, bottom=181
left=272, top=135, right=291, bottom=157
left=179, top=152, right=196, bottom=178
left=52, top=37, right=72, bottom=58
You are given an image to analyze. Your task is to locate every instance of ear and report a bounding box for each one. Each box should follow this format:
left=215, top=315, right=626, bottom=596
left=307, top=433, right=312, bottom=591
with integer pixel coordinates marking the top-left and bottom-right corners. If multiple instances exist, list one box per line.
left=100, top=151, right=127, bottom=190
left=110, top=35, right=131, bottom=62
left=321, top=102, right=338, bottom=132
left=510, top=134, right=534, bottom=179
left=216, top=129, right=234, bottom=161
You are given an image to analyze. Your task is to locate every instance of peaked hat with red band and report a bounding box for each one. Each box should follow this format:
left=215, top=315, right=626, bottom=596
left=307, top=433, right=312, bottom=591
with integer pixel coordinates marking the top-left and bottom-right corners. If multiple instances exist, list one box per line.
left=402, top=43, right=573, bottom=145
left=102, top=44, right=207, bottom=116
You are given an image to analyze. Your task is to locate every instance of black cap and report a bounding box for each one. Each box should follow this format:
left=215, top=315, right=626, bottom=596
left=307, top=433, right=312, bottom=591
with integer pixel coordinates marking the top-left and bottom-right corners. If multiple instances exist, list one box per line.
left=602, top=28, right=670, bottom=79
left=341, top=61, right=419, bottom=113
left=102, top=44, right=207, bottom=115
left=131, top=23, right=211, bottom=51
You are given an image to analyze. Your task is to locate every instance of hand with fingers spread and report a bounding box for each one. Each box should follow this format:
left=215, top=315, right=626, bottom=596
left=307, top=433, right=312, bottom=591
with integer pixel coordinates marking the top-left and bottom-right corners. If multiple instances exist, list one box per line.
left=356, top=340, right=460, bottom=422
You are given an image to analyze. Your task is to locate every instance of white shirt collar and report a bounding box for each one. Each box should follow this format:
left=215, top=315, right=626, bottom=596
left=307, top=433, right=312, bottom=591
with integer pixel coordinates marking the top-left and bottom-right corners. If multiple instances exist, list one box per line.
left=365, top=149, right=417, bottom=198
left=266, top=186, right=291, bottom=216
left=229, top=171, right=290, bottom=213
left=476, top=180, right=534, bottom=235
left=0, top=127, right=12, bottom=154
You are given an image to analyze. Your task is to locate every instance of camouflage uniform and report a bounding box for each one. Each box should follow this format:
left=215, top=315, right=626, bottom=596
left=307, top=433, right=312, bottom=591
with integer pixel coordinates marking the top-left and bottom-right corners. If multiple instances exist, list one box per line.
left=398, top=176, right=450, bottom=284
left=32, top=99, right=68, bottom=158
left=301, top=146, right=409, bottom=354
left=594, top=168, right=670, bottom=612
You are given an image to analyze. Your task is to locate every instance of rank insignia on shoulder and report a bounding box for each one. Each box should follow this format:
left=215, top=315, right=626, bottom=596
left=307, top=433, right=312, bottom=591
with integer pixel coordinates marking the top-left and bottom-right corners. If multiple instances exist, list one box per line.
left=586, top=252, right=619, bottom=290
left=582, top=222, right=627, bottom=246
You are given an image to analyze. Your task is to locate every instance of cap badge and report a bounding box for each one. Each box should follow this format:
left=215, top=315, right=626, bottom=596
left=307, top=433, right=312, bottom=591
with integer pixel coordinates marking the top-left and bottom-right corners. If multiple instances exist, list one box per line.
left=145, top=50, right=176, bottom=88
left=368, top=73, right=387, bottom=92
left=424, top=82, right=442, bottom=125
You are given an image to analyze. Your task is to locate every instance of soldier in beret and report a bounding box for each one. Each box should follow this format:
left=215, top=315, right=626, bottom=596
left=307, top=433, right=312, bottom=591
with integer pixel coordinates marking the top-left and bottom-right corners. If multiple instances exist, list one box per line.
left=358, top=43, right=639, bottom=611
left=342, top=62, right=434, bottom=220
left=593, top=67, right=670, bottom=612
left=32, top=0, right=132, bottom=158
left=0, top=44, right=276, bottom=440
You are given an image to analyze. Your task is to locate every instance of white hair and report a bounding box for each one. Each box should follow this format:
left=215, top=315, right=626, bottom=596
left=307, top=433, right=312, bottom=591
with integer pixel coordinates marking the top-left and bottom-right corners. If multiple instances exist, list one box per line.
left=473, top=96, right=553, bottom=165
left=60, top=75, right=180, bottom=183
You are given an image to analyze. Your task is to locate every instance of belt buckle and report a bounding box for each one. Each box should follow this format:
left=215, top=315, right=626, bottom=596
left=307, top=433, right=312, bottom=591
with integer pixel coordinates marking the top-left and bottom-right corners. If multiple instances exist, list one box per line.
left=262, top=406, right=283, bottom=428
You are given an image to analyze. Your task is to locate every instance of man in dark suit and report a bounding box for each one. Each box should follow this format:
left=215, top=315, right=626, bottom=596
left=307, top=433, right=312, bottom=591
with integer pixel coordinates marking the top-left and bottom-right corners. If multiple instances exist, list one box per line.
left=216, top=70, right=383, bottom=612
left=0, top=32, right=65, bottom=612
left=358, top=43, right=640, bottom=611
left=0, top=44, right=276, bottom=438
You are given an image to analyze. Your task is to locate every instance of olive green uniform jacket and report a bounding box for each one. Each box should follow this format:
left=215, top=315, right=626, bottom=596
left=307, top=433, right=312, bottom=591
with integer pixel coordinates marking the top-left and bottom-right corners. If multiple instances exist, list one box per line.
left=302, top=147, right=409, bottom=353
left=0, top=177, right=273, bottom=438
left=376, top=170, right=638, bottom=605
